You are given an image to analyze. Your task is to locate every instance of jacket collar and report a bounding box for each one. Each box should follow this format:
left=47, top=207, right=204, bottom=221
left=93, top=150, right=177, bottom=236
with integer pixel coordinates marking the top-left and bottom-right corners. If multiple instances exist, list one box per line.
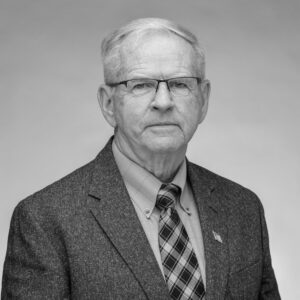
left=87, top=137, right=170, bottom=299
left=187, top=161, right=229, bottom=299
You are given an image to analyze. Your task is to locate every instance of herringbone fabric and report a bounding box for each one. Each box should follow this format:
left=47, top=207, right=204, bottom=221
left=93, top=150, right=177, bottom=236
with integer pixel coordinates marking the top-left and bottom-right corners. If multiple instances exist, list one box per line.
left=156, top=183, right=205, bottom=300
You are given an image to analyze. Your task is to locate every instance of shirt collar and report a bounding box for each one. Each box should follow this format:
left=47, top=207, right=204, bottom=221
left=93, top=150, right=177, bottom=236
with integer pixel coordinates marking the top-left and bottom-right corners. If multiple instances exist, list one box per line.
left=112, top=141, right=188, bottom=218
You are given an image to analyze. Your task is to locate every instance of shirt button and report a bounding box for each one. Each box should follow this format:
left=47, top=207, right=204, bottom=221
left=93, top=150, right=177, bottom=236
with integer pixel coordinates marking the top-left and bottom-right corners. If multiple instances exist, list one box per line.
left=186, top=207, right=191, bottom=215
left=145, top=209, right=151, bottom=218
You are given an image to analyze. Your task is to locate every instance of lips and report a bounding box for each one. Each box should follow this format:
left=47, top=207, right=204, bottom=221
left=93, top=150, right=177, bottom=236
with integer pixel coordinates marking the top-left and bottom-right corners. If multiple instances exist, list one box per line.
left=147, top=122, right=178, bottom=127
left=146, top=123, right=180, bottom=133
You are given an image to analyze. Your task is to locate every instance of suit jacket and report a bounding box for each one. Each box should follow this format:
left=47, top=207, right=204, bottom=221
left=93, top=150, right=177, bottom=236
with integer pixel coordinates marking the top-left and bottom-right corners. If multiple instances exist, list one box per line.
left=2, top=138, right=280, bottom=299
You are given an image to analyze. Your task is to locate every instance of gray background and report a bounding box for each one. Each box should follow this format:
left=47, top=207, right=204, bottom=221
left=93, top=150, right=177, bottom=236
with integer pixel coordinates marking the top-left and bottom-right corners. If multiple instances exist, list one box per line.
left=1, top=0, right=299, bottom=298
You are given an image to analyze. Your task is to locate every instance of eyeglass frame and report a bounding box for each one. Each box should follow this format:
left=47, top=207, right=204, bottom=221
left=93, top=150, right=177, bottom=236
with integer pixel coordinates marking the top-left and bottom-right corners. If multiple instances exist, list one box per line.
left=106, top=76, right=203, bottom=97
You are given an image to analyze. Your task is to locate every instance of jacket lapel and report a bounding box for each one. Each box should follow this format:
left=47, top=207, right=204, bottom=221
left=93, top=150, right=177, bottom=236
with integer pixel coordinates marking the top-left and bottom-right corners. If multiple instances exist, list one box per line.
left=188, top=162, right=229, bottom=300
left=87, top=139, right=170, bottom=299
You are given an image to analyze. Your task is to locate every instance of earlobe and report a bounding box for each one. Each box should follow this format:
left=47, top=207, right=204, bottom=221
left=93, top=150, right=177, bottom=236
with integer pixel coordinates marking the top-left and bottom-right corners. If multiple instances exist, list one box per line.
left=97, top=85, right=117, bottom=128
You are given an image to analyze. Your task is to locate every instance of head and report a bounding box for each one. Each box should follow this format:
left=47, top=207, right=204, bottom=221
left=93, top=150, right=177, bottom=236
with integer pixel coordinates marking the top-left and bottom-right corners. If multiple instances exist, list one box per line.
left=98, top=18, right=210, bottom=166
left=101, top=18, right=206, bottom=84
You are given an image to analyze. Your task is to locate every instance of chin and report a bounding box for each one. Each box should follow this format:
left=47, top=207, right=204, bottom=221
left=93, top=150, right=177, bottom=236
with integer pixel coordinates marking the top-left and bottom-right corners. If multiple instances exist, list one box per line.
left=143, top=136, right=184, bottom=154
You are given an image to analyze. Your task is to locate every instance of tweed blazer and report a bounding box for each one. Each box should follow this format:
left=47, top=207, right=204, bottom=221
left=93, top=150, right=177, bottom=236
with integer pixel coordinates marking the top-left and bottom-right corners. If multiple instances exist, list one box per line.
left=2, top=138, right=280, bottom=299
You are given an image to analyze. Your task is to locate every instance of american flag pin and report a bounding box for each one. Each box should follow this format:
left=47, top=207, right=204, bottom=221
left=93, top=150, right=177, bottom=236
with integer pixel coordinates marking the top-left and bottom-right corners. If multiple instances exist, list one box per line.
left=212, top=230, right=223, bottom=243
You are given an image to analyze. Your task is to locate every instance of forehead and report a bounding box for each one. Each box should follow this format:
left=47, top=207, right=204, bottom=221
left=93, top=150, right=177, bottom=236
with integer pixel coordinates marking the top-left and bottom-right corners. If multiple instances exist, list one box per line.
left=118, top=31, right=197, bottom=79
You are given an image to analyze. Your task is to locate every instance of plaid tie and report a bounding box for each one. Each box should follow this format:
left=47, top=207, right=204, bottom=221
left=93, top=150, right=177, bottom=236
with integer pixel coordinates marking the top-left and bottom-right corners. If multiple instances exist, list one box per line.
left=156, top=183, right=205, bottom=300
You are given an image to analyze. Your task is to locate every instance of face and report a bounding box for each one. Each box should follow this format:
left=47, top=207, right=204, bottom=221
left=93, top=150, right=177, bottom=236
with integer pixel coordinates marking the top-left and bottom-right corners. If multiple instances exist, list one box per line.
left=99, top=32, right=210, bottom=161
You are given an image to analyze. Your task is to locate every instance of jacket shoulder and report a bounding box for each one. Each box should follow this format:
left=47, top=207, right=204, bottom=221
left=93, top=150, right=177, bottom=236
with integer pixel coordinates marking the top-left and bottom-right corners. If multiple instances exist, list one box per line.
left=12, top=138, right=115, bottom=226
left=187, top=161, right=262, bottom=211
left=14, top=157, right=96, bottom=222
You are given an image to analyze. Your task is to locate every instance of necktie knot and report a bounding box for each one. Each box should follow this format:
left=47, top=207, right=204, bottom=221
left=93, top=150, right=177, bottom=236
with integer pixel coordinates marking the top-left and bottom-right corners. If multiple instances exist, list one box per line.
left=156, top=183, right=181, bottom=212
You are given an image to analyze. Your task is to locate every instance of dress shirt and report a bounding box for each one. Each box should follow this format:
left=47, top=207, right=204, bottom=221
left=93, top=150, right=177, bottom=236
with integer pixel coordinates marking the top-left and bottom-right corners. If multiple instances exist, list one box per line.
left=112, top=142, right=206, bottom=286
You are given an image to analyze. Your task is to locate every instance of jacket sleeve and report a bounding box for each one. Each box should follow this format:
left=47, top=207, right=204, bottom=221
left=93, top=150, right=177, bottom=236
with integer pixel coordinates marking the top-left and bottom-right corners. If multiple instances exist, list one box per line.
left=258, top=199, right=281, bottom=299
left=1, top=201, right=70, bottom=299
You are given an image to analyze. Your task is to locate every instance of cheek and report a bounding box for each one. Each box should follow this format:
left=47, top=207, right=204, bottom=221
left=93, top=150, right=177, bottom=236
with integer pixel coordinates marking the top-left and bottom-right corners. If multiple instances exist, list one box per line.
left=114, top=100, right=144, bottom=133
left=181, top=100, right=202, bottom=130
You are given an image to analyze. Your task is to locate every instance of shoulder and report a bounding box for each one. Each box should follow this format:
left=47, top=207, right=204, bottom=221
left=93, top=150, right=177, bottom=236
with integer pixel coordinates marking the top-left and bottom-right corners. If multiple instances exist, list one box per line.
left=187, top=161, right=263, bottom=214
left=14, top=138, right=115, bottom=220
left=12, top=158, right=96, bottom=227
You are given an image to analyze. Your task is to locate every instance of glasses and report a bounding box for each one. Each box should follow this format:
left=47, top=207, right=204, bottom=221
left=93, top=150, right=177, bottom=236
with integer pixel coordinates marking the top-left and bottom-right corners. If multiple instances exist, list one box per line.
left=107, top=77, right=202, bottom=97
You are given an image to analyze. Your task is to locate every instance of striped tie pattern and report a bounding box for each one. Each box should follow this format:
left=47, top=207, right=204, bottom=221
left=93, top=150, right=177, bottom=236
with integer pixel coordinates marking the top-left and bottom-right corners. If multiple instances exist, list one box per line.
left=156, top=183, right=205, bottom=300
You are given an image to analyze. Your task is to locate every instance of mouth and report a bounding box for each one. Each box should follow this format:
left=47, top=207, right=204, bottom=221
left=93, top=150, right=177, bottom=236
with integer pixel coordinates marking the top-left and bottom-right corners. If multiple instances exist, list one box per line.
left=146, top=123, right=180, bottom=133
left=147, top=123, right=178, bottom=127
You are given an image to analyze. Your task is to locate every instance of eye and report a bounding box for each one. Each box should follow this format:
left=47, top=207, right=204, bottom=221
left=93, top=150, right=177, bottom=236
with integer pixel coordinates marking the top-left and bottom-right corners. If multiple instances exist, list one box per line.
left=128, top=80, right=157, bottom=95
left=132, top=82, right=154, bottom=90
left=169, top=80, right=189, bottom=89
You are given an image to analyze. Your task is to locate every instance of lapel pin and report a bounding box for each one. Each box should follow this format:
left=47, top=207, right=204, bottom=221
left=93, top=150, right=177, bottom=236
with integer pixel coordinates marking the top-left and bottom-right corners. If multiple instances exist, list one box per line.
left=212, top=230, right=223, bottom=243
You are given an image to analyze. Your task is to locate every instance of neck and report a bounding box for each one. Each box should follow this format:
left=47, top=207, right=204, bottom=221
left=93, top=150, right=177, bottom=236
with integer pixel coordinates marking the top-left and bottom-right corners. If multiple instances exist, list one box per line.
left=114, top=137, right=186, bottom=183
left=140, top=152, right=185, bottom=183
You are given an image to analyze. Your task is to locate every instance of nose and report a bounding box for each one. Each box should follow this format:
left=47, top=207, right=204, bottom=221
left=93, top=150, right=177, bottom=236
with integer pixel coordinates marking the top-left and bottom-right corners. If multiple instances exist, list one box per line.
left=151, top=82, right=174, bottom=111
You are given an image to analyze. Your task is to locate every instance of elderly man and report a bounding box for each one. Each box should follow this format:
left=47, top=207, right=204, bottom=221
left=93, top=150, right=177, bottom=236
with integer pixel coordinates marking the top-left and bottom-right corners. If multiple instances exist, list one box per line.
left=2, top=18, right=280, bottom=299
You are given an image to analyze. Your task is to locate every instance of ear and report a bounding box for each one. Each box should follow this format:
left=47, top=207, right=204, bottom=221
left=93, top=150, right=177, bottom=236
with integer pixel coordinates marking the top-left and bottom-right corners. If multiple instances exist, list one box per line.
left=198, top=79, right=211, bottom=124
left=97, top=84, right=117, bottom=128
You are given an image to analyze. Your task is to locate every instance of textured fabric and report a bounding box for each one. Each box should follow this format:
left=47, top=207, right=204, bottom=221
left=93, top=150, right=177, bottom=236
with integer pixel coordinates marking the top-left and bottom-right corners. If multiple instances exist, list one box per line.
left=112, top=141, right=206, bottom=283
left=157, top=183, right=205, bottom=300
left=1, top=137, right=281, bottom=299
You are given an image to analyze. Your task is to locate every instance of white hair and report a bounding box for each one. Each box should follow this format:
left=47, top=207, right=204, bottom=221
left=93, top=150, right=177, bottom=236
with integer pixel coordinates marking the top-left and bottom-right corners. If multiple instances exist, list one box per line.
left=101, top=18, right=206, bottom=84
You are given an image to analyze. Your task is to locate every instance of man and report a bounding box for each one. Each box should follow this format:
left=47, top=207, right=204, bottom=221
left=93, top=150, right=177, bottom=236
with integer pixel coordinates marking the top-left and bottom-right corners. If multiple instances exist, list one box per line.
left=2, top=18, right=280, bottom=299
